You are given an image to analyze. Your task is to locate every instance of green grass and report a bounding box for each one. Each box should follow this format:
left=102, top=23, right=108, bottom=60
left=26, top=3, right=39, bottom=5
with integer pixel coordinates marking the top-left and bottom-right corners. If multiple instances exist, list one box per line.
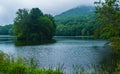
left=1, top=51, right=120, bottom=74
left=0, top=51, right=63, bottom=74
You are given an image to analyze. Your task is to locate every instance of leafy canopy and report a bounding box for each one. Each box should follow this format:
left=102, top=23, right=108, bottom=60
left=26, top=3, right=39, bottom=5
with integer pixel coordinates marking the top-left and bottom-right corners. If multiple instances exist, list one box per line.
left=14, top=8, right=56, bottom=44
left=94, top=0, right=120, bottom=51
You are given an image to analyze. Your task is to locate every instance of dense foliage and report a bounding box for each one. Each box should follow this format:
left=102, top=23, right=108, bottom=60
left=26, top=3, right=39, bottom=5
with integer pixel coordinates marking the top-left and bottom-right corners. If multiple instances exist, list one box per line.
left=55, top=6, right=99, bottom=36
left=94, top=0, right=120, bottom=51
left=14, top=8, right=56, bottom=44
left=0, top=24, right=14, bottom=35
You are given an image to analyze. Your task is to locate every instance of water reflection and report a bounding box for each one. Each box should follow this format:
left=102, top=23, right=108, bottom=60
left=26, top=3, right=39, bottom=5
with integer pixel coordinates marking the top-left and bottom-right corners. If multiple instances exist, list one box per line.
left=0, top=37, right=112, bottom=73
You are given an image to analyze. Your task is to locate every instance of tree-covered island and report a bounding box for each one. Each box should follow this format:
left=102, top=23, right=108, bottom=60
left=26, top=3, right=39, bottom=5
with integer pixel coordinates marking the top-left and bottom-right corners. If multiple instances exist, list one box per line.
left=14, top=8, right=56, bottom=45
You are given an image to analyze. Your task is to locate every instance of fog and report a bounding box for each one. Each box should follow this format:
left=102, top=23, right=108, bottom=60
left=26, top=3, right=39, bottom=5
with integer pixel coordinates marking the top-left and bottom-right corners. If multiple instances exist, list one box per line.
left=0, top=0, right=96, bottom=25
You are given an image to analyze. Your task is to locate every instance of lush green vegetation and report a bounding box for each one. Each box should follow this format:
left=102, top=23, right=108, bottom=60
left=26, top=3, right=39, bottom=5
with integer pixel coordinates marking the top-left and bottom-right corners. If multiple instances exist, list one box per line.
left=14, top=8, right=56, bottom=44
left=1, top=51, right=120, bottom=74
left=94, top=0, right=120, bottom=51
left=94, top=0, right=120, bottom=73
left=0, top=51, right=63, bottom=74
left=55, top=6, right=99, bottom=36
left=0, top=24, right=14, bottom=35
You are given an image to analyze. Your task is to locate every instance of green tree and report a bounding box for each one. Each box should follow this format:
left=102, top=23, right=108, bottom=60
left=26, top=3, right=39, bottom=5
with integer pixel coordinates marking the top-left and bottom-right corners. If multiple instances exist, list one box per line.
left=14, top=8, right=56, bottom=45
left=94, top=0, right=120, bottom=51
left=0, top=24, right=13, bottom=35
left=14, top=9, right=29, bottom=40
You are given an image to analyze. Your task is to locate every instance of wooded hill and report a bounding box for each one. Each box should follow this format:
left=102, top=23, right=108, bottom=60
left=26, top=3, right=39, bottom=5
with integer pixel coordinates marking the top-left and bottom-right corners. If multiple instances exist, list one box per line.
left=55, top=6, right=99, bottom=36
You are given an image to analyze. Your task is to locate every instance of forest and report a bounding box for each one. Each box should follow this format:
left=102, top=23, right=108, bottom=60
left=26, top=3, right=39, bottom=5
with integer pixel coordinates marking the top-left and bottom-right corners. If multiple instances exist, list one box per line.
left=55, top=6, right=99, bottom=36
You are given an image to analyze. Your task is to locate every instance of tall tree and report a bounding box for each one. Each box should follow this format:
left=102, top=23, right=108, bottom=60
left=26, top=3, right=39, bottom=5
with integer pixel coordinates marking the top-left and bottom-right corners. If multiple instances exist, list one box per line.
left=14, top=9, right=29, bottom=40
left=94, top=0, right=120, bottom=51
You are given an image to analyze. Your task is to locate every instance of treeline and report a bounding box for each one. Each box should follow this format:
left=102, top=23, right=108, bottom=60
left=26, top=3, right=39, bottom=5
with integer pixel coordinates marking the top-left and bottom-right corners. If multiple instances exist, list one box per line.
left=0, top=6, right=99, bottom=37
left=0, top=24, right=14, bottom=35
left=56, top=15, right=98, bottom=36
left=55, top=6, right=99, bottom=36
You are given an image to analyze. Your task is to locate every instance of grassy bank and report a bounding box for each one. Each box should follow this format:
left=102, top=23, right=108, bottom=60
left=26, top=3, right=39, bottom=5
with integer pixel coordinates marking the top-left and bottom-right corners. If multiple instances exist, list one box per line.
left=0, top=52, right=63, bottom=74
left=1, top=51, right=120, bottom=74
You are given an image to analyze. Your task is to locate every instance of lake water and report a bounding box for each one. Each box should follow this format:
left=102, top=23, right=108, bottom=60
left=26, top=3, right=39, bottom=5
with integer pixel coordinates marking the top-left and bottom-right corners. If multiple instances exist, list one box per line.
left=0, top=37, right=112, bottom=74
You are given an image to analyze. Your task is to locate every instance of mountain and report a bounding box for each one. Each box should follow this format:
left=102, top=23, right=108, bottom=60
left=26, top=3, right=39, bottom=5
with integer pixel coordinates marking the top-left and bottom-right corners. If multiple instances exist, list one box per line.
left=55, top=6, right=95, bottom=25
left=54, top=6, right=99, bottom=36
left=55, top=6, right=94, bottom=20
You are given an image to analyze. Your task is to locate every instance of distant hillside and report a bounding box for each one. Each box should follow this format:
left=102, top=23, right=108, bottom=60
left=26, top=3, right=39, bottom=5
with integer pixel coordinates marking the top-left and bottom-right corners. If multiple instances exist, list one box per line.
left=54, top=6, right=99, bottom=36
left=0, top=24, right=14, bottom=35
left=55, top=6, right=94, bottom=20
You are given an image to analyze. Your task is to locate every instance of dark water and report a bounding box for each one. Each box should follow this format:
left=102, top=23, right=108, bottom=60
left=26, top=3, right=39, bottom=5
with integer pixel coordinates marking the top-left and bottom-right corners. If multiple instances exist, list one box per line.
left=0, top=37, right=112, bottom=73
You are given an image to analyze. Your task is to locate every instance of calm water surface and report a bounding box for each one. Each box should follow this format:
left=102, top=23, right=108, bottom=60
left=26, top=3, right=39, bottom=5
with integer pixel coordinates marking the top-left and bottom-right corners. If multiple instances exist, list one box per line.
left=0, top=37, right=112, bottom=73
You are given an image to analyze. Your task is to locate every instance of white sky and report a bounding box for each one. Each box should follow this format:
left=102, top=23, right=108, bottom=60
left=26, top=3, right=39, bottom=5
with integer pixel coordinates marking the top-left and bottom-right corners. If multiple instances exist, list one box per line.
left=0, top=0, right=96, bottom=25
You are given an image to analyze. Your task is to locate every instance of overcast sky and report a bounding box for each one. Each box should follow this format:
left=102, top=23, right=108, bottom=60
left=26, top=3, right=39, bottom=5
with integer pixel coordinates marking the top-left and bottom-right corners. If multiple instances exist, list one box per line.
left=0, top=0, right=96, bottom=25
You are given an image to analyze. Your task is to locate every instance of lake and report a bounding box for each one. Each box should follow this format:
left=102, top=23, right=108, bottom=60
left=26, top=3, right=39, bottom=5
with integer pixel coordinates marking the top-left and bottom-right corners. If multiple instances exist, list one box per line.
left=0, top=36, right=112, bottom=74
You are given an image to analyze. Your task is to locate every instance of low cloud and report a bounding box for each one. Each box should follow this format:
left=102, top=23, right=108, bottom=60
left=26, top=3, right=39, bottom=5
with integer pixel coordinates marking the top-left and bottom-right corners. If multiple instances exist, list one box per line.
left=0, top=0, right=96, bottom=25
